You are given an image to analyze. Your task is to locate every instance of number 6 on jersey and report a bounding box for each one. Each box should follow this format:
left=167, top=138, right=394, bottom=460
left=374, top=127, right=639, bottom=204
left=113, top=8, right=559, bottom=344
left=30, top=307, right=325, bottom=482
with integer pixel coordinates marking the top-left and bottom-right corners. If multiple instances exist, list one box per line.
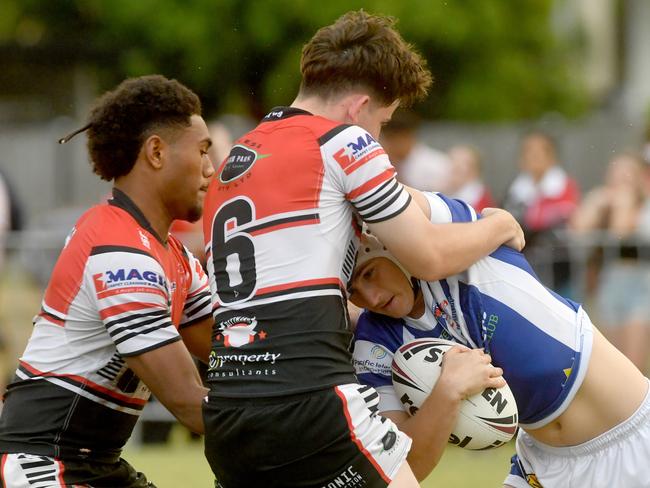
left=210, top=197, right=257, bottom=304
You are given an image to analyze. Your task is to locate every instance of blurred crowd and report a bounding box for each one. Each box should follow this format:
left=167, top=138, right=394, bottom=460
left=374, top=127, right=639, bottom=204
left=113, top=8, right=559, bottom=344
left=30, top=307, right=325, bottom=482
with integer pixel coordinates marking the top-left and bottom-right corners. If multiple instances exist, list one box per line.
left=382, top=109, right=650, bottom=375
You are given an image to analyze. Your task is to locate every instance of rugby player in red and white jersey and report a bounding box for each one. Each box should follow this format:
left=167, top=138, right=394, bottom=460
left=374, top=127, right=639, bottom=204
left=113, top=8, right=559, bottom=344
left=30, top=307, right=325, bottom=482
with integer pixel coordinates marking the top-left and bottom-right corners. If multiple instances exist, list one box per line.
left=0, top=75, right=214, bottom=487
left=201, top=11, right=524, bottom=488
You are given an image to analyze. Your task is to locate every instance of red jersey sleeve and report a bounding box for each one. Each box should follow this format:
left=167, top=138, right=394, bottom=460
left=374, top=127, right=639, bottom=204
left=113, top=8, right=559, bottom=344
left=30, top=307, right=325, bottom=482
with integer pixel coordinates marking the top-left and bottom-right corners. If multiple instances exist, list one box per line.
left=320, top=125, right=411, bottom=223
left=179, top=246, right=211, bottom=329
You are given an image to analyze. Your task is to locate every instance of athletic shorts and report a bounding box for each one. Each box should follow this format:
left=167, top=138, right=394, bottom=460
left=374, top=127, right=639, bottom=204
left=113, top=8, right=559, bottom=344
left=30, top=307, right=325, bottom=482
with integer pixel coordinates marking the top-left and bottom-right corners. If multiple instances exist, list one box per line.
left=203, top=383, right=411, bottom=488
left=0, top=453, right=155, bottom=488
left=504, top=378, right=650, bottom=488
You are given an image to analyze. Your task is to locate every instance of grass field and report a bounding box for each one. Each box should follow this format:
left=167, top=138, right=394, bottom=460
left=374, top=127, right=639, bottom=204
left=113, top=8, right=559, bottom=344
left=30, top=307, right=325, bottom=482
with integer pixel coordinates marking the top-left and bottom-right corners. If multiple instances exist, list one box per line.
left=125, top=424, right=515, bottom=487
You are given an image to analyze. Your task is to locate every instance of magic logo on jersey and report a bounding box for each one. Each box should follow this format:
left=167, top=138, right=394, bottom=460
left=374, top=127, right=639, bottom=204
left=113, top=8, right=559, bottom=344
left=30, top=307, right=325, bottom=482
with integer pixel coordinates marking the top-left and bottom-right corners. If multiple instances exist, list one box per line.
left=93, top=268, right=168, bottom=294
left=333, top=132, right=385, bottom=174
left=219, top=144, right=270, bottom=183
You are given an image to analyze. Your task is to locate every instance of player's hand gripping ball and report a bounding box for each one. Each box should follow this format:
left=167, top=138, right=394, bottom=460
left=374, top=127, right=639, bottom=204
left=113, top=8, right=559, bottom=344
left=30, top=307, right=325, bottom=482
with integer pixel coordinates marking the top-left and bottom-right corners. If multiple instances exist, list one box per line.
left=392, top=338, right=518, bottom=450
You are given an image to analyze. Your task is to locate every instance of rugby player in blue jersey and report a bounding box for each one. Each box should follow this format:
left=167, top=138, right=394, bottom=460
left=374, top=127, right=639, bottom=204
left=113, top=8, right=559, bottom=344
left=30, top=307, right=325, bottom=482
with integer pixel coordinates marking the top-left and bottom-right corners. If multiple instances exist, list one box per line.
left=349, top=190, right=650, bottom=488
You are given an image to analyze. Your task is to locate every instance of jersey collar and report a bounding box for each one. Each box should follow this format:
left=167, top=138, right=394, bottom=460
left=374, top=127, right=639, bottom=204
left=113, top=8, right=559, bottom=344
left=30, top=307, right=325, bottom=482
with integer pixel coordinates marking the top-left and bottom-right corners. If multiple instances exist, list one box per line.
left=262, top=106, right=312, bottom=122
left=108, top=188, right=167, bottom=246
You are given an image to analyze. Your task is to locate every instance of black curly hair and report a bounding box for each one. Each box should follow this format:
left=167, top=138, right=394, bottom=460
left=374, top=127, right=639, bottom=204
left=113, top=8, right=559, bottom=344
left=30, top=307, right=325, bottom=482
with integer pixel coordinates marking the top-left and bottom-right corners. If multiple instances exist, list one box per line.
left=84, top=74, right=201, bottom=181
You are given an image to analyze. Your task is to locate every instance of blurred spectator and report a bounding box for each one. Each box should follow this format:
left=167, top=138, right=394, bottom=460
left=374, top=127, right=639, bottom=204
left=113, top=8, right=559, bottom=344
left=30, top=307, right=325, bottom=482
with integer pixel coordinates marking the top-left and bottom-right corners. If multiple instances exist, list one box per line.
left=571, top=152, right=650, bottom=372
left=0, top=169, right=23, bottom=246
left=0, top=168, right=24, bottom=327
left=207, top=120, right=234, bottom=166
left=0, top=168, right=24, bottom=278
left=503, top=131, right=580, bottom=231
left=645, top=110, right=650, bottom=150
left=636, top=119, right=650, bottom=229
left=380, top=109, right=451, bottom=192
left=446, top=144, right=496, bottom=212
left=0, top=172, right=11, bottom=276
left=0, top=169, right=16, bottom=393
left=641, top=119, right=650, bottom=178
left=571, top=152, right=646, bottom=236
left=503, top=131, right=580, bottom=294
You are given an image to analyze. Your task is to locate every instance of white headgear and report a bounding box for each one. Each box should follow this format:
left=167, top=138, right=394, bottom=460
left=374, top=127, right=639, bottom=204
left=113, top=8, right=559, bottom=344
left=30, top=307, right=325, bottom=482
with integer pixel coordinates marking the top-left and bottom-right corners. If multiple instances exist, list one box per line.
left=355, top=229, right=411, bottom=280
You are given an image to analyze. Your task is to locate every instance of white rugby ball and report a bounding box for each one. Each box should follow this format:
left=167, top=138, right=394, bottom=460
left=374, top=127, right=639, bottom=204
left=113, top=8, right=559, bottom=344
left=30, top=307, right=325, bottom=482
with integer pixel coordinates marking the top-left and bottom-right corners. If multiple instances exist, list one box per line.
left=392, top=338, right=518, bottom=450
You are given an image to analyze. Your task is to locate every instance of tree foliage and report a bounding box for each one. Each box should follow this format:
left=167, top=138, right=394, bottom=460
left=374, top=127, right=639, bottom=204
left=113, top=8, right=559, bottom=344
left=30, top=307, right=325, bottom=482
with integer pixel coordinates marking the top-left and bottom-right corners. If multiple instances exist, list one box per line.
left=0, top=0, right=587, bottom=120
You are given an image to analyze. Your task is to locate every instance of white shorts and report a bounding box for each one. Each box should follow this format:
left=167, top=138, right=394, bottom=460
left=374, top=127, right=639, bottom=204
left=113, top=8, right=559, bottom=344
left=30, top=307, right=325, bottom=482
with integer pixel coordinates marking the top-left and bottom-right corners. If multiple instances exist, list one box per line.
left=0, top=453, right=152, bottom=487
left=0, top=454, right=67, bottom=488
left=505, top=378, right=650, bottom=488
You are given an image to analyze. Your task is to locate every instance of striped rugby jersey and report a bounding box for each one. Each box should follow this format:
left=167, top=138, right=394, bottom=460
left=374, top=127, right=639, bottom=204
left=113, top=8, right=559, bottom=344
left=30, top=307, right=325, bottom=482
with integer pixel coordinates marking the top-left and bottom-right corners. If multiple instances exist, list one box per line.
left=202, top=107, right=412, bottom=397
left=353, top=192, right=593, bottom=428
left=0, top=189, right=211, bottom=462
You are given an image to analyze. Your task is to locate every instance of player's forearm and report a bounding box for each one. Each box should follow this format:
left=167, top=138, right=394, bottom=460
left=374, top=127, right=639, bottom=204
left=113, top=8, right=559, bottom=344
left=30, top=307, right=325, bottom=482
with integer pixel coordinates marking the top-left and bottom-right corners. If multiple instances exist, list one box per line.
left=125, top=341, right=208, bottom=434
left=180, top=318, right=213, bottom=363
left=399, top=215, right=520, bottom=281
left=424, top=217, right=518, bottom=279
left=378, top=188, right=522, bottom=281
left=151, top=360, right=208, bottom=434
left=391, top=387, right=462, bottom=481
left=161, top=385, right=208, bottom=434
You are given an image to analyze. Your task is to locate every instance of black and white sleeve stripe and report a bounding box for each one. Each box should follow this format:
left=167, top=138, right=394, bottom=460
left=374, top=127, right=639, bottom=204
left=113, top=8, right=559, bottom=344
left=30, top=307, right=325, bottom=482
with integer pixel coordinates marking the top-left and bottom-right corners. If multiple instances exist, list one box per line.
left=105, top=311, right=174, bottom=346
left=180, top=290, right=212, bottom=328
left=352, top=179, right=411, bottom=223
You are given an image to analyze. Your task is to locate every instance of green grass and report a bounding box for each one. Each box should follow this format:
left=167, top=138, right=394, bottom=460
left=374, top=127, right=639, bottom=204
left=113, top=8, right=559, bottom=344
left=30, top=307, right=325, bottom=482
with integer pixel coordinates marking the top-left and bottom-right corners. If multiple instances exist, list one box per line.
left=424, top=444, right=515, bottom=487
left=125, top=424, right=515, bottom=487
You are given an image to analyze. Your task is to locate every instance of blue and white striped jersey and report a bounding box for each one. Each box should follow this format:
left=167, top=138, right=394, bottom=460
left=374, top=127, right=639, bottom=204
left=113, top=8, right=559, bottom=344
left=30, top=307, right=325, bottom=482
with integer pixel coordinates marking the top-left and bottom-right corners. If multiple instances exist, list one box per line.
left=353, top=192, right=593, bottom=428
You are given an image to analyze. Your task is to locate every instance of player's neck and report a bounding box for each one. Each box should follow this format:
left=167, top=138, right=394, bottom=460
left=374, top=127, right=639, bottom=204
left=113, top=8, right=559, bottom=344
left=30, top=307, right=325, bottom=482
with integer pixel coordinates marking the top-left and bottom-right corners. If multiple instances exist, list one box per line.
left=291, top=96, right=346, bottom=122
left=408, top=288, right=425, bottom=319
left=292, top=91, right=362, bottom=124
left=113, top=180, right=171, bottom=244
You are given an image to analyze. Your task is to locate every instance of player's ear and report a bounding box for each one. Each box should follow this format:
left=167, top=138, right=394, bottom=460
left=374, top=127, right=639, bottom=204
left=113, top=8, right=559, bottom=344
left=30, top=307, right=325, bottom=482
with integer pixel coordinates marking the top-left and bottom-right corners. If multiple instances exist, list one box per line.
left=346, top=94, right=371, bottom=124
left=142, top=134, right=165, bottom=170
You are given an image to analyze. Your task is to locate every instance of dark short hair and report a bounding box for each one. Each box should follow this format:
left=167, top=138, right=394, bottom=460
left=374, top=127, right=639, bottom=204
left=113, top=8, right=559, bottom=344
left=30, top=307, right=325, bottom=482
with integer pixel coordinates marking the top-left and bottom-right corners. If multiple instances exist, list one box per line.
left=299, top=10, right=432, bottom=107
left=86, top=74, right=201, bottom=181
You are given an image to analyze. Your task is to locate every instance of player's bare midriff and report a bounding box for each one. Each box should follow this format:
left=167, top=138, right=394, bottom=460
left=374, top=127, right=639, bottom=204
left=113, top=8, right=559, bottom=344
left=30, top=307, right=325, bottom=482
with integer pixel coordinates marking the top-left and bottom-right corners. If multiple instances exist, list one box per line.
left=526, top=326, right=648, bottom=447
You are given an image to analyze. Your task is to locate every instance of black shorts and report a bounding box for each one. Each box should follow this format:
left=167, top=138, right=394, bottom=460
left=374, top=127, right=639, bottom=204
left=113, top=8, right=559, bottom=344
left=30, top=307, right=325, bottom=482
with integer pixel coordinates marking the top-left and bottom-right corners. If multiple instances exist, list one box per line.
left=0, top=453, right=155, bottom=487
left=203, top=383, right=411, bottom=488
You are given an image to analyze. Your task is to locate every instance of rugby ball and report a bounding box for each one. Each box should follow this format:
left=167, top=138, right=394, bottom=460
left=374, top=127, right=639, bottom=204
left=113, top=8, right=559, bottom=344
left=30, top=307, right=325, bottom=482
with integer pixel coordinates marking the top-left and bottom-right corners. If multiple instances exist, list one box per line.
left=392, top=338, right=518, bottom=450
